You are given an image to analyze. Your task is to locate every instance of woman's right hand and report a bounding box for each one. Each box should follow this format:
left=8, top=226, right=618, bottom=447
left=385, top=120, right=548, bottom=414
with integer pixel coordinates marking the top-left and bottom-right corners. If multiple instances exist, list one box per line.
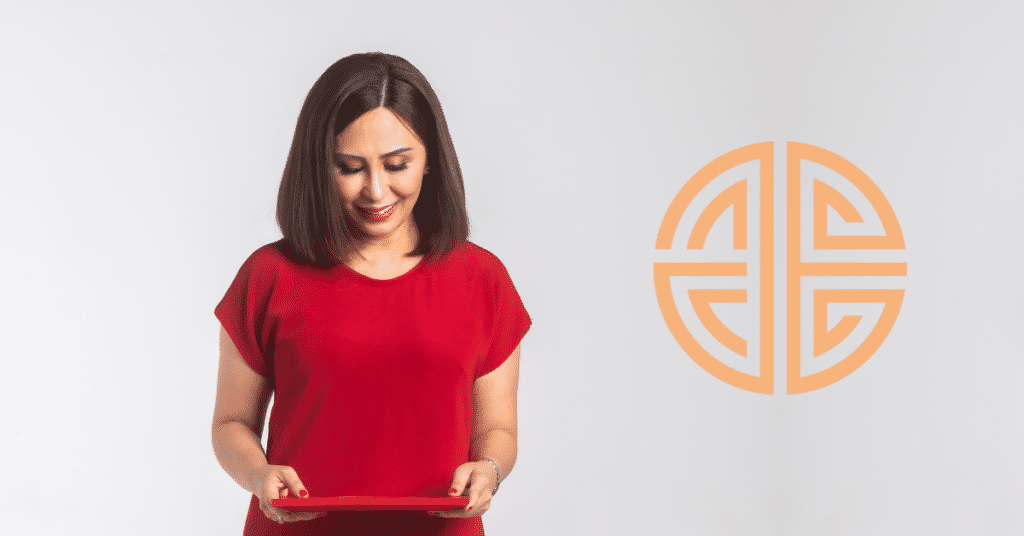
left=252, top=464, right=326, bottom=524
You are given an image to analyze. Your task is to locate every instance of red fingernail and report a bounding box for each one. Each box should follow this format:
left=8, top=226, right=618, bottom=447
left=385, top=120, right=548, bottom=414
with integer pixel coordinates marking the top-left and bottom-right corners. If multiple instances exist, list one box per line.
left=449, top=488, right=457, bottom=494
left=467, top=506, right=473, bottom=511
left=300, top=490, right=308, bottom=497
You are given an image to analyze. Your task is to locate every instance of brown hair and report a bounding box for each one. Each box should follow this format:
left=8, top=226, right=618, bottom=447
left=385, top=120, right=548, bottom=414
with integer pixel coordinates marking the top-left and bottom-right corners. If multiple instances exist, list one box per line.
left=276, top=52, right=470, bottom=266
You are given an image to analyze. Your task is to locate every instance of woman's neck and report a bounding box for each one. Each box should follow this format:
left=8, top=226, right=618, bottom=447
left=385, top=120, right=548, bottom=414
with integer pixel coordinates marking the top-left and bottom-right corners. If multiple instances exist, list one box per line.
left=352, top=222, right=421, bottom=264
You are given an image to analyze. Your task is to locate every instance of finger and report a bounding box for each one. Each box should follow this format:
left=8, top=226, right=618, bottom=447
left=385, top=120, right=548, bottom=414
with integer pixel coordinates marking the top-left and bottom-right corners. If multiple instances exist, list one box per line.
left=449, top=464, right=474, bottom=497
left=261, top=481, right=304, bottom=523
left=284, top=510, right=324, bottom=522
left=260, top=481, right=285, bottom=520
left=269, top=506, right=293, bottom=519
left=264, top=477, right=285, bottom=500
left=428, top=508, right=467, bottom=519
left=278, top=467, right=310, bottom=500
left=269, top=505, right=316, bottom=524
left=263, top=506, right=287, bottom=524
left=464, top=467, right=491, bottom=513
left=472, top=494, right=491, bottom=517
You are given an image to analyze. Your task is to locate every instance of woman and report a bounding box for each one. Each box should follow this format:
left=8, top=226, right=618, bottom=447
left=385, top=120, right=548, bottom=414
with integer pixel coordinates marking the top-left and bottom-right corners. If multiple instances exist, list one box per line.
left=212, top=52, right=531, bottom=536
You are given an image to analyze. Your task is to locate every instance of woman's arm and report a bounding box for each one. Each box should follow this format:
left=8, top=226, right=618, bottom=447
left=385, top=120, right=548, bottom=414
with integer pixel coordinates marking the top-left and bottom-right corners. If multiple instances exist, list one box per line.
left=212, top=326, right=274, bottom=494
left=469, top=343, right=521, bottom=483
left=430, top=343, right=521, bottom=518
left=212, top=326, right=321, bottom=523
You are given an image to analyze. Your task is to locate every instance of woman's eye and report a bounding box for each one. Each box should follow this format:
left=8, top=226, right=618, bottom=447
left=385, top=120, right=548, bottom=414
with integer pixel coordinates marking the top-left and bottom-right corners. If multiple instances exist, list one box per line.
left=337, top=162, right=364, bottom=175
left=336, top=161, right=407, bottom=174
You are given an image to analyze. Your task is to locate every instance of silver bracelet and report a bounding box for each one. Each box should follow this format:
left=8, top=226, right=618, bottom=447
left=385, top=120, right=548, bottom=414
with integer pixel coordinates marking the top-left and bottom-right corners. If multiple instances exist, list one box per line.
left=483, top=458, right=501, bottom=495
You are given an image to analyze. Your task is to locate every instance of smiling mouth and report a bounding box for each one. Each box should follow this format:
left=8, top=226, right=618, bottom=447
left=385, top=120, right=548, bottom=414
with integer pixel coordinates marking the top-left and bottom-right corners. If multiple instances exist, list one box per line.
left=356, top=203, right=397, bottom=221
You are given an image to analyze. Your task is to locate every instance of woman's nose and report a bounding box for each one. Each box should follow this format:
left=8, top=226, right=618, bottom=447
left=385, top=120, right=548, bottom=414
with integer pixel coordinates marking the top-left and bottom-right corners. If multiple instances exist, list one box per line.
left=362, top=165, right=387, bottom=201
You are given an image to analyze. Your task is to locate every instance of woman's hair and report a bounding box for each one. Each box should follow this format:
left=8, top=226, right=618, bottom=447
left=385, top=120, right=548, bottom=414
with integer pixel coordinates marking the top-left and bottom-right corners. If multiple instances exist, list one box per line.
left=276, top=52, right=469, bottom=266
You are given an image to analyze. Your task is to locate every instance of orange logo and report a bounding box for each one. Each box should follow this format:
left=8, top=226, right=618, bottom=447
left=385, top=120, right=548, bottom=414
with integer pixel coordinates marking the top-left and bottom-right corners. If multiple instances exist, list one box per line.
left=654, top=142, right=906, bottom=394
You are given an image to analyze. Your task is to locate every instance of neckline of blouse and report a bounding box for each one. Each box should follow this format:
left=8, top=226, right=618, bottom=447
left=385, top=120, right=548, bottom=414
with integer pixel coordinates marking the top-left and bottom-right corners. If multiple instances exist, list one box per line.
left=334, top=255, right=427, bottom=284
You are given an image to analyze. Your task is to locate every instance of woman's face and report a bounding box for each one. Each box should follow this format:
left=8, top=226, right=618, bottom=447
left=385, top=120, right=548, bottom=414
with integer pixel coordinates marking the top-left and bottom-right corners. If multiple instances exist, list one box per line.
left=333, top=106, right=428, bottom=248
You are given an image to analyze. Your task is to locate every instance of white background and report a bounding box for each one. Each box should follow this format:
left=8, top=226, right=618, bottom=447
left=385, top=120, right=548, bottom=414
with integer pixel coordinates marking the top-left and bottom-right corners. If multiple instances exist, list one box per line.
left=1, top=1, right=1021, bottom=535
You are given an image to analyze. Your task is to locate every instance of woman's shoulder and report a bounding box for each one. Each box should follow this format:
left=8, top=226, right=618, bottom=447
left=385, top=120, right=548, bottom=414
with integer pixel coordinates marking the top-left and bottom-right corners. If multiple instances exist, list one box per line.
left=437, top=241, right=516, bottom=282
left=229, top=240, right=311, bottom=281
left=236, top=239, right=289, bottom=268
left=445, top=240, right=505, bottom=268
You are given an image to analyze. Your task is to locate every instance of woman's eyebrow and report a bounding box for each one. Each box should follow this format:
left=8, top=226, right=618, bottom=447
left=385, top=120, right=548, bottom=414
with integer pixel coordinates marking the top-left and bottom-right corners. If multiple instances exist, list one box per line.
left=335, top=147, right=413, bottom=160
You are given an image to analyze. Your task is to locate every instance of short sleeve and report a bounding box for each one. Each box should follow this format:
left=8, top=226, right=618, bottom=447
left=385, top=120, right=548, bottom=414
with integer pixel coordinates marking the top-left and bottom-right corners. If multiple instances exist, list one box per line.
left=476, top=255, right=532, bottom=379
left=214, top=248, right=276, bottom=380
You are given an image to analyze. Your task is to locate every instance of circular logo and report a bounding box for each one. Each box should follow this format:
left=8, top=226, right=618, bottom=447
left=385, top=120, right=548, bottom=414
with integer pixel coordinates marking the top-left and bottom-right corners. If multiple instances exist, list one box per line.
left=654, top=142, right=906, bottom=394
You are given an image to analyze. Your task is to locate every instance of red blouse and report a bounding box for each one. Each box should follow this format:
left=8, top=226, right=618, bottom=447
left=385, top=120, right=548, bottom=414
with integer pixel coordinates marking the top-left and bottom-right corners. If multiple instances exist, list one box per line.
left=215, top=239, right=532, bottom=536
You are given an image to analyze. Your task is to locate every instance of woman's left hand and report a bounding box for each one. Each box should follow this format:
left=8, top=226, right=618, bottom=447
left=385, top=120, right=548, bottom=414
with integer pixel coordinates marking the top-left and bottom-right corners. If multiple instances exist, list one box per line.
left=427, top=461, right=497, bottom=518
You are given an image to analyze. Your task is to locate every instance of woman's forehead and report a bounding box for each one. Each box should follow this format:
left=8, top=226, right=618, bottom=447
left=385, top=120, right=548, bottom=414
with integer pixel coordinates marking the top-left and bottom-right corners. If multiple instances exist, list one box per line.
left=335, top=107, right=424, bottom=156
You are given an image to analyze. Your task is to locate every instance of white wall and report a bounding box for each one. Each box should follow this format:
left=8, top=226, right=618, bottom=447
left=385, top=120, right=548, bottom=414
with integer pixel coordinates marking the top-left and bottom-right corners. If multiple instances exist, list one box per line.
left=1, top=1, right=1021, bottom=534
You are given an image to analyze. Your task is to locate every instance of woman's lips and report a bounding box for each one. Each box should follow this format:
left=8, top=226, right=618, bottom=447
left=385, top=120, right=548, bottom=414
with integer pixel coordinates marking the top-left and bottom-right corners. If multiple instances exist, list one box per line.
left=356, top=202, right=396, bottom=221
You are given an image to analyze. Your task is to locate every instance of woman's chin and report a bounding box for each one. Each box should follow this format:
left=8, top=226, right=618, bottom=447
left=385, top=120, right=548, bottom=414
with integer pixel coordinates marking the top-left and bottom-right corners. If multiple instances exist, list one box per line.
left=353, top=219, right=416, bottom=245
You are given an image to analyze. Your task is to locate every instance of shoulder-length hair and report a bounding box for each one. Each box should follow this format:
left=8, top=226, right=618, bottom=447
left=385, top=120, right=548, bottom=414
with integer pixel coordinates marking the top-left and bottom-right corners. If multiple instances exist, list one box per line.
left=276, top=52, right=469, bottom=267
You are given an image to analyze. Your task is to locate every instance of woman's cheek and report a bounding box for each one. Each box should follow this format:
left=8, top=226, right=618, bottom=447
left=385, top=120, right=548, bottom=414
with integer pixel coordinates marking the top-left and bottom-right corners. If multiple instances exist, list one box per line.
left=399, top=170, right=425, bottom=197
left=336, top=178, right=361, bottom=203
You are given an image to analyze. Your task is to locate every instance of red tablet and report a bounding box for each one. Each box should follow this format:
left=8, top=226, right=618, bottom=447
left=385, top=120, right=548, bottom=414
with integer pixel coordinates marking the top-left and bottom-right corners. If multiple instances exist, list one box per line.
left=272, top=496, right=471, bottom=512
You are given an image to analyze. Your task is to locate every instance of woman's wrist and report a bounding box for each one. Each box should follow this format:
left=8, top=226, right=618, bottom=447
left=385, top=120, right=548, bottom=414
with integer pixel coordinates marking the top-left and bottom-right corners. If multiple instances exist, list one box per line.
left=213, top=421, right=273, bottom=496
left=246, top=462, right=270, bottom=495
left=481, top=458, right=501, bottom=495
left=470, top=428, right=516, bottom=495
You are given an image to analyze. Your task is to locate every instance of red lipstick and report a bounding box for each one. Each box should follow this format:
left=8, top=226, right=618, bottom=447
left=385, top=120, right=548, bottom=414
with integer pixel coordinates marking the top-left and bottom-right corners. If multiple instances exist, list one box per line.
left=356, top=202, right=396, bottom=222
